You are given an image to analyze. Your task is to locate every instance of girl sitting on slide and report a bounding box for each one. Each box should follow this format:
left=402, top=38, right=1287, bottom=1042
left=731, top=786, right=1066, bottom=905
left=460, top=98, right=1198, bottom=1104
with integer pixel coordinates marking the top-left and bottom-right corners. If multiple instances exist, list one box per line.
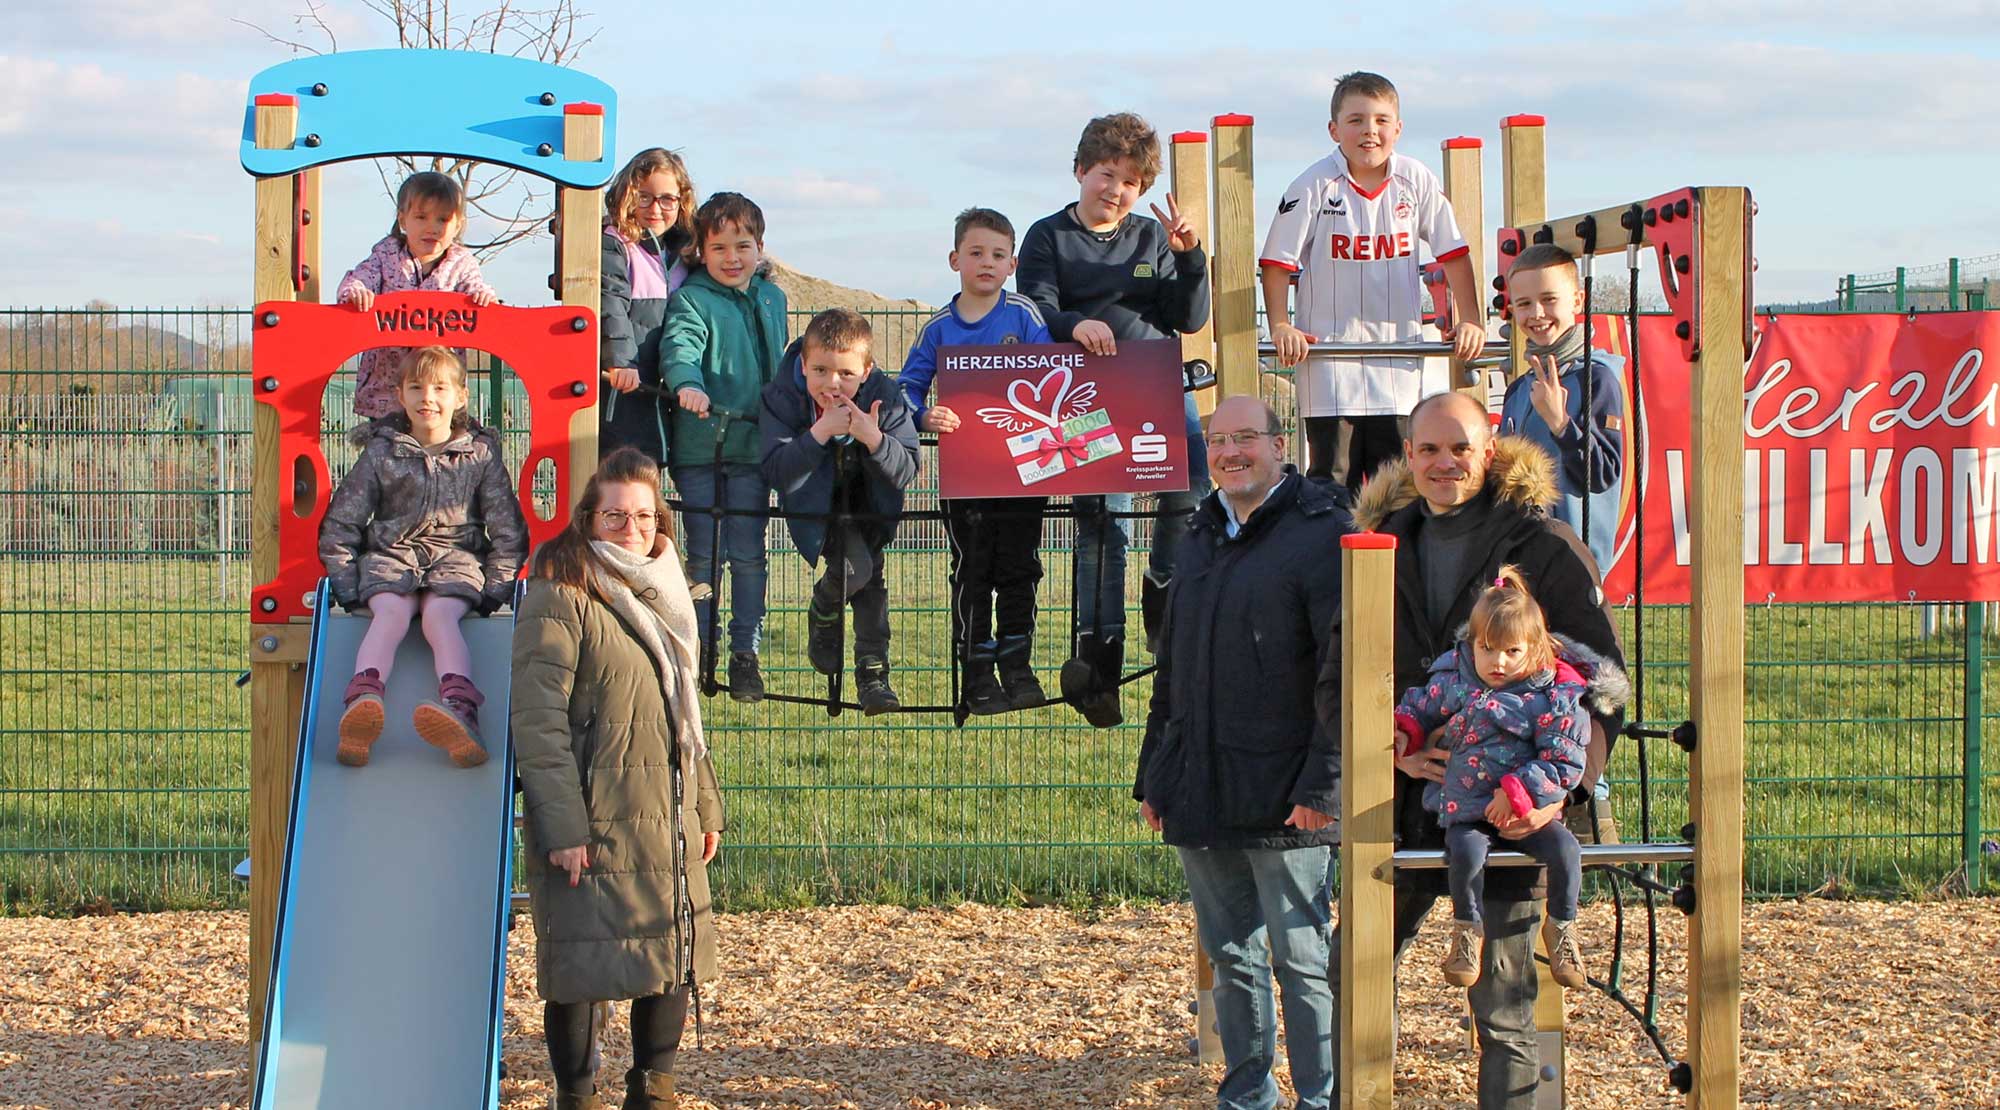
left=319, top=347, right=529, bottom=768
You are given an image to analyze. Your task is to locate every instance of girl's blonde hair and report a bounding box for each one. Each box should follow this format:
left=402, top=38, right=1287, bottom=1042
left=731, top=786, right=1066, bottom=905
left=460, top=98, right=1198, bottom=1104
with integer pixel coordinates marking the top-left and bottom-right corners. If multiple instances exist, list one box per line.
left=396, top=346, right=472, bottom=433
left=390, top=171, right=467, bottom=244
left=604, top=148, right=697, bottom=245
left=1468, top=564, right=1557, bottom=672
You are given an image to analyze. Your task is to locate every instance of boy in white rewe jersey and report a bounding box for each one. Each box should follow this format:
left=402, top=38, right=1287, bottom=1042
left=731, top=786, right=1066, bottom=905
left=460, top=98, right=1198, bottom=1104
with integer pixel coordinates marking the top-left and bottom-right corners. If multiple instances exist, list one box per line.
left=1259, top=71, right=1486, bottom=492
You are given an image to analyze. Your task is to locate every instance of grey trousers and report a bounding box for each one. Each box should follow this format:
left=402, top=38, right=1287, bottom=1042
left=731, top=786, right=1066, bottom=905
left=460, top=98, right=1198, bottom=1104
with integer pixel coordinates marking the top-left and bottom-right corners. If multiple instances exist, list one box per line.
left=1329, top=882, right=1541, bottom=1109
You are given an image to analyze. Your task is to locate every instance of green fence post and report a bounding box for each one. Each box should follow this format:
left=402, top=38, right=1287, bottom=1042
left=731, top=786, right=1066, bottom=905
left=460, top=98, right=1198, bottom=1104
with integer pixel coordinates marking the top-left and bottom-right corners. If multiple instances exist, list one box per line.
left=1895, top=267, right=1907, bottom=312
left=1948, top=258, right=1961, bottom=311
left=1842, top=274, right=1855, bottom=310
left=1967, top=601, right=1986, bottom=892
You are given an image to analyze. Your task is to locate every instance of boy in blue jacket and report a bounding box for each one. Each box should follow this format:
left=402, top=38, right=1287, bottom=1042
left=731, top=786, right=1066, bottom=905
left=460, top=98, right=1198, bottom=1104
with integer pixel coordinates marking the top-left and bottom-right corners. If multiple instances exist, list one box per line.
left=899, top=207, right=1054, bottom=715
left=760, top=309, right=920, bottom=715
left=1496, top=243, right=1627, bottom=574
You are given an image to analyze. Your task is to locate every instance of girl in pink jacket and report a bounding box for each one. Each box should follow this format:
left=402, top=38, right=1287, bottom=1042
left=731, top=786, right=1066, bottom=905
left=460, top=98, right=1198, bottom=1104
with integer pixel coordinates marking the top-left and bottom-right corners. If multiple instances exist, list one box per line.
left=335, top=172, right=498, bottom=419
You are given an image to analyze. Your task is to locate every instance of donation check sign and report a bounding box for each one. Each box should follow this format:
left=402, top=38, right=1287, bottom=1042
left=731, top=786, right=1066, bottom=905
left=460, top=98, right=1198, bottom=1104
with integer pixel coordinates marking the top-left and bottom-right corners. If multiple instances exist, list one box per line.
left=933, top=338, right=1192, bottom=499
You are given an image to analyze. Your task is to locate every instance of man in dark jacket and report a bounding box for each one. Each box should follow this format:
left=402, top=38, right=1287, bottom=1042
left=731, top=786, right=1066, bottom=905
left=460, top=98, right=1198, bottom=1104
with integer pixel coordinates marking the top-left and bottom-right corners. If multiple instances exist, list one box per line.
left=1317, top=389, right=1625, bottom=1110
left=1135, top=395, right=1350, bottom=1110
left=759, top=310, right=920, bottom=714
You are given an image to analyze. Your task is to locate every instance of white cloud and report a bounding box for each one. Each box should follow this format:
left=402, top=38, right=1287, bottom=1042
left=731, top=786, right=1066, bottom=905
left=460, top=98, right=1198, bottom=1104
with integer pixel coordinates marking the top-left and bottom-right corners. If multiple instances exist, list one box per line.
left=740, top=171, right=897, bottom=209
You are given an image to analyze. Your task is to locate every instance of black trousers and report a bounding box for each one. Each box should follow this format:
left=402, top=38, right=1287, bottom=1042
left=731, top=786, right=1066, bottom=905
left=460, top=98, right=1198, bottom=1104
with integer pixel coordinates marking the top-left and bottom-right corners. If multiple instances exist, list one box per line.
left=944, top=497, right=1046, bottom=660
left=545, top=985, right=691, bottom=1094
left=1305, top=415, right=1405, bottom=492
left=814, top=527, right=892, bottom=660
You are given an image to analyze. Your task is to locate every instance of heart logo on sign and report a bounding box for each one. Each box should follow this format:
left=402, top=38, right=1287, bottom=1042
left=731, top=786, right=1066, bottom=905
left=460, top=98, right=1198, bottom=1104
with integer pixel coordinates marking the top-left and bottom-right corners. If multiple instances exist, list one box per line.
left=1006, top=367, right=1072, bottom=429
left=975, top=366, right=1100, bottom=434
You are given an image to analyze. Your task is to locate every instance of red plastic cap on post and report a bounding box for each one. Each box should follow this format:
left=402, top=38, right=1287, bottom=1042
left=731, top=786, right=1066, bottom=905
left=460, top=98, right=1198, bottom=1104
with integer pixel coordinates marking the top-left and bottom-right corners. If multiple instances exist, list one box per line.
left=1442, top=136, right=1483, bottom=149
left=1212, top=113, right=1255, bottom=127
left=563, top=102, right=604, bottom=115
left=1171, top=131, right=1209, bottom=143
left=1341, top=532, right=1399, bottom=550
left=1501, top=114, right=1547, bottom=128
left=253, top=93, right=298, bottom=106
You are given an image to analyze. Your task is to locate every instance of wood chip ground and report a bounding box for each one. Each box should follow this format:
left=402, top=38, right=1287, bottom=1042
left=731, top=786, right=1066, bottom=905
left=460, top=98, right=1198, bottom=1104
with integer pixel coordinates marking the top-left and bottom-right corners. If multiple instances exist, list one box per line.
left=2, top=899, right=1995, bottom=1108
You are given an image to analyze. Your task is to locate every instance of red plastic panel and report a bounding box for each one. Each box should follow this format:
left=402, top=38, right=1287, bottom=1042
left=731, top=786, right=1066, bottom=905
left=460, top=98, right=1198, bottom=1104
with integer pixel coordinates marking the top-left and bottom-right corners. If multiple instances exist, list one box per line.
left=1641, top=187, right=1701, bottom=361
left=249, top=293, right=597, bottom=622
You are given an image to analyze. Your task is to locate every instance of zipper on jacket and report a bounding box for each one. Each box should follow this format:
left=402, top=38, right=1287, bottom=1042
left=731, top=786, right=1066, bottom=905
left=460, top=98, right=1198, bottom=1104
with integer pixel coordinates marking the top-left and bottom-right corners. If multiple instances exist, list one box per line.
left=577, top=711, right=598, bottom=807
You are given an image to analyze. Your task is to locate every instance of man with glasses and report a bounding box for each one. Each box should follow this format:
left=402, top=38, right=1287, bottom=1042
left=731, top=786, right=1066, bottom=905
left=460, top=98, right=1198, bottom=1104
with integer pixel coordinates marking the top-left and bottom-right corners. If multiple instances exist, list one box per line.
left=1134, top=394, right=1353, bottom=1110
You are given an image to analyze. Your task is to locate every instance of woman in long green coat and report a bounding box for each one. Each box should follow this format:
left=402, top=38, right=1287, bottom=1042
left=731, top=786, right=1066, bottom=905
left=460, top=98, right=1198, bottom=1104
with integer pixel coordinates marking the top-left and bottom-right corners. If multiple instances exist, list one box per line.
left=512, top=446, right=724, bottom=1110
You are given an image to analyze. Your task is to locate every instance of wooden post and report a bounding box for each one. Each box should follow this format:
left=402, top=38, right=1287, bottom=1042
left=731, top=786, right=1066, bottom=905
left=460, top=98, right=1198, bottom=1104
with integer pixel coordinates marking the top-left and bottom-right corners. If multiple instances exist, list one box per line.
left=1439, top=137, right=1486, bottom=400
left=1339, top=532, right=1398, bottom=1110
left=248, top=93, right=302, bottom=1042
left=299, top=167, right=323, bottom=303
left=1192, top=936, right=1224, bottom=1064
left=1210, top=114, right=1258, bottom=402
left=1499, top=116, right=1547, bottom=385
left=1686, top=186, right=1748, bottom=1110
left=1495, top=115, right=1565, bottom=1088
left=1171, top=130, right=1218, bottom=419
left=558, top=104, right=605, bottom=500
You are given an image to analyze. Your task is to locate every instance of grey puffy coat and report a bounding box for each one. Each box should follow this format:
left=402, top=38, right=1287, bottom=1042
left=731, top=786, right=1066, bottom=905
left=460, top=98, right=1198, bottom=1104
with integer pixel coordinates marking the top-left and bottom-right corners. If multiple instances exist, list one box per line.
left=318, top=417, right=529, bottom=612
left=511, top=578, right=725, bottom=1004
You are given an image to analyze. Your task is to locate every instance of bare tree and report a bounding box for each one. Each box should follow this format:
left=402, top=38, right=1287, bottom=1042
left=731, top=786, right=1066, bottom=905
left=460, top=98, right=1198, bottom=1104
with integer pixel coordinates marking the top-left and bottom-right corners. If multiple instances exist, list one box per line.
left=239, top=1, right=599, bottom=259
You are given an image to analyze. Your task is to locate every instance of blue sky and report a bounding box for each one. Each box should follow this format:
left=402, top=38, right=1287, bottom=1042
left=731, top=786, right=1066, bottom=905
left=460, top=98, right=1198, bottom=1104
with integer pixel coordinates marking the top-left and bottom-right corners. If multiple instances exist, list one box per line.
left=4, top=0, right=1998, bottom=311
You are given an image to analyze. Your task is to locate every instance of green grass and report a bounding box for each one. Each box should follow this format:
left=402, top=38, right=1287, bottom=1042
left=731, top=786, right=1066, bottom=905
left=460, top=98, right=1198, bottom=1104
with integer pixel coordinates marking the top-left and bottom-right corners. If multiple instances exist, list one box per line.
left=3, top=557, right=1997, bottom=914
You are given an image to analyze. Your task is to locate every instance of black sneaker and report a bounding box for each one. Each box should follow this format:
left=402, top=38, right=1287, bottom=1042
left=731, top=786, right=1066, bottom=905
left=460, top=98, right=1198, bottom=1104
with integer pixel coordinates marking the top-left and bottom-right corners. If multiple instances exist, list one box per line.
left=728, top=651, right=764, bottom=702
left=806, top=595, right=842, bottom=676
left=962, top=664, right=1009, bottom=716
left=1060, top=634, right=1123, bottom=729
left=855, top=655, right=900, bottom=716
left=998, top=658, right=1047, bottom=710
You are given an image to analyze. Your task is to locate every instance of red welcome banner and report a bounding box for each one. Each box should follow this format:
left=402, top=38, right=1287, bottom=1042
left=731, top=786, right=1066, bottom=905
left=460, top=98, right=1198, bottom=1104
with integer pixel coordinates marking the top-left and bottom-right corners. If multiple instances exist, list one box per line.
left=1597, top=311, right=2000, bottom=604
left=933, top=338, right=1192, bottom=499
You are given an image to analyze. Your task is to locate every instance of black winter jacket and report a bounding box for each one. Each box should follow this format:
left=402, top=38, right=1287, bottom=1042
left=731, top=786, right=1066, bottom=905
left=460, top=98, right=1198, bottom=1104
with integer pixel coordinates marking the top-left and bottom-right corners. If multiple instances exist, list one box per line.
left=757, top=338, right=921, bottom=565
left=1136, top=470, right=1352, bottom=849
left=1316, top=437, right=1626, bottom=895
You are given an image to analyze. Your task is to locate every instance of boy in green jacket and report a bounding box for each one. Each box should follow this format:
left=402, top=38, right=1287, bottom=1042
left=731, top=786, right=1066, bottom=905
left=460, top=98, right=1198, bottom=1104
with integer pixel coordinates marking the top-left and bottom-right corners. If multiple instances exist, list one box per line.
left=657, top=192, right=790, bottom=700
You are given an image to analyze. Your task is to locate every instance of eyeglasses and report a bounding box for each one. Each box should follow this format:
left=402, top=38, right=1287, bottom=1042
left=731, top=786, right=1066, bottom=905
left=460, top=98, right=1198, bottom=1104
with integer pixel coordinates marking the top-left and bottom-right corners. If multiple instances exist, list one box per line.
left=596, top=509, right=658, bottom=530
left=634, top=192, right=680, bottom=210
left=1204, top=430, right=1276, bottom=449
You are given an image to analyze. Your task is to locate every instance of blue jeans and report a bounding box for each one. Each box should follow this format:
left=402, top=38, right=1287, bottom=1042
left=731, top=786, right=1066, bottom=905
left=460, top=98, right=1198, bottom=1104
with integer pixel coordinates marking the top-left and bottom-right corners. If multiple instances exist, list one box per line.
left=1179, top=844, right=1334, bottom=1110
left=671, top=463, right=769, bottom=654
left=1072, top=393, right=1211, bottom=638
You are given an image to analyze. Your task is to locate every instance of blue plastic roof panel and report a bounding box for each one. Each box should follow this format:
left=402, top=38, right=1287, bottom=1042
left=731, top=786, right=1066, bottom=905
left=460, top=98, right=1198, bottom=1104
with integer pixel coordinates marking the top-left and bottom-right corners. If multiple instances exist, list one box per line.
left=241, top=49, right=616, bottom=187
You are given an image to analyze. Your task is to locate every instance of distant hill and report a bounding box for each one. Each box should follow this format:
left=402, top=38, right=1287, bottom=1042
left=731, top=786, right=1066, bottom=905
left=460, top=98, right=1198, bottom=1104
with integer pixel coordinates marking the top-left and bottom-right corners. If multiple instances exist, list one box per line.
left=765, top=257, right=932, bottom=314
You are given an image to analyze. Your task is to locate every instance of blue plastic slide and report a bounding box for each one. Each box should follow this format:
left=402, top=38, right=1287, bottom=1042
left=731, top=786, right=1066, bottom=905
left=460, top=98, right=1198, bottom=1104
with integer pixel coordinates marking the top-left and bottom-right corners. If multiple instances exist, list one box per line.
left=252, top=584, right=516, bottom=1109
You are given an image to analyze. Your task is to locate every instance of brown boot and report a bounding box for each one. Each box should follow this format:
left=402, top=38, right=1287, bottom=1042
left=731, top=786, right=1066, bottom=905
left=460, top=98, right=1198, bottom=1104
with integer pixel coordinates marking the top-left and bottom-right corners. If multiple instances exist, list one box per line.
left=336, top=669, right=386, bottom=767
left=413, top=673, right=488, bottom=767
left=622, top=1067, right=677, bottom=1109
left=1543, top=915, right=1588, bottom=989
left=550, top=1093, right=604, bottom=1110
left=1440, top=919, right=1482, bottom=988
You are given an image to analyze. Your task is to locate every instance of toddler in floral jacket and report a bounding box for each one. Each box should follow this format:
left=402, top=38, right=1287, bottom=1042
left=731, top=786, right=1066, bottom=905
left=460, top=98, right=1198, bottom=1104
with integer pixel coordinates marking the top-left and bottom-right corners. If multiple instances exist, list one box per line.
left=1394, top=565, right=1590, bottom=990
left=334, top=171, right=498, bottom=420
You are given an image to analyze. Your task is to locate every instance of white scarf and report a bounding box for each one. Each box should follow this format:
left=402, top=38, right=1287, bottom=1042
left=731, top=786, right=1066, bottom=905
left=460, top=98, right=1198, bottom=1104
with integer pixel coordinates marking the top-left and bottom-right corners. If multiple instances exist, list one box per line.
left=590, top=538, right=708, bottom=761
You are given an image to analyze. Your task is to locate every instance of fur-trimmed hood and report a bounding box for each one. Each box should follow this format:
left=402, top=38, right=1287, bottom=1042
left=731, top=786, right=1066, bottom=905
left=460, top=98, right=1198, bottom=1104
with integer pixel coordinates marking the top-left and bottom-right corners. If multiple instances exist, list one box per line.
left=1437, top=628, right=1631, bottom=721
left=1352, top=434, right=1560, bottom=532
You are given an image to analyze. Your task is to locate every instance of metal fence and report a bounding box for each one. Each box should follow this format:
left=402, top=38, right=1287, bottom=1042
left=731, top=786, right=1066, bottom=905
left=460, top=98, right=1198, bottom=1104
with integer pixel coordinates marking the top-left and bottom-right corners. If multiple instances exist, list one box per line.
left=1816, top=253, right=2000, bottom=313
left=1, top=307, right=1995, bottom=913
